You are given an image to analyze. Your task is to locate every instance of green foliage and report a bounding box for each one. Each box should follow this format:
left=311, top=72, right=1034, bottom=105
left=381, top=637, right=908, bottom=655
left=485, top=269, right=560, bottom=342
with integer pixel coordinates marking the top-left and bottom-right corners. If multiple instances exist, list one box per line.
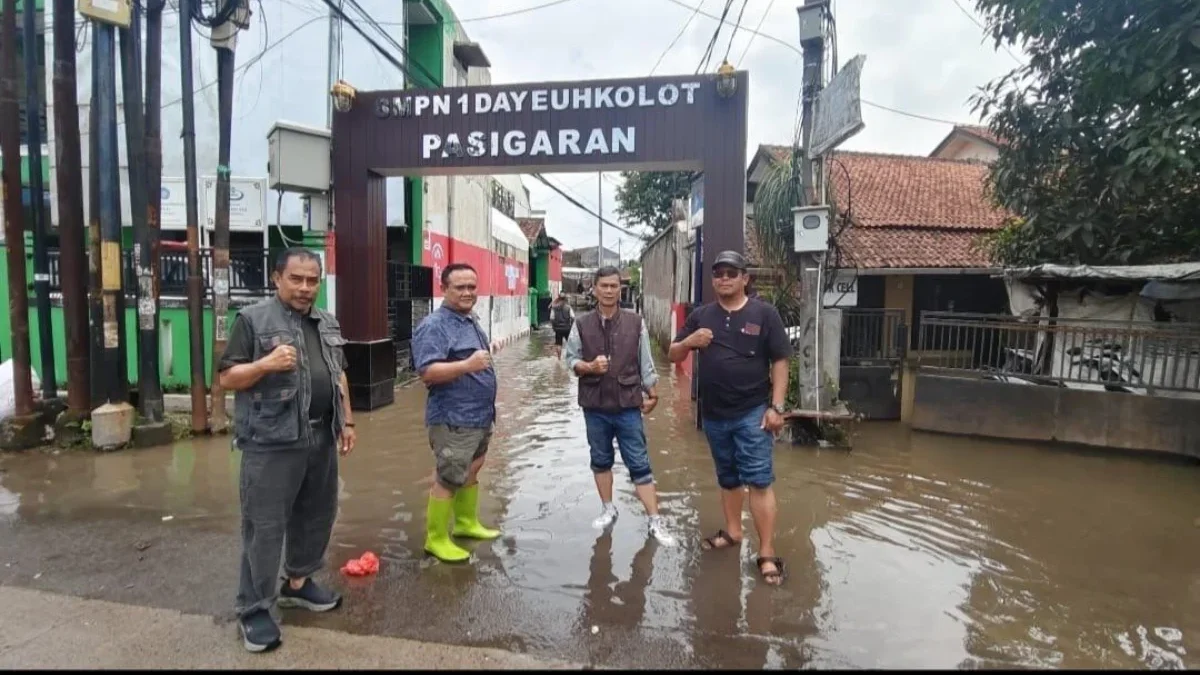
left=613, top=171, right=693, bottom=235
left=751, top=158, right=805, bottom=325
left=972, top=0, right=1200, bottom=266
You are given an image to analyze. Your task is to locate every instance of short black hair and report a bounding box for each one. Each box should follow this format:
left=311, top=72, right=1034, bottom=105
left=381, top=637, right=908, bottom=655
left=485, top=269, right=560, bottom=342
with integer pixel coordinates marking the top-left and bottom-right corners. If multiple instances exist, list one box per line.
left=441, top=263, right=477, bottom=287
left=594, top=265, right=621, bottom=283
left=275, top=247, right=322, bottom=275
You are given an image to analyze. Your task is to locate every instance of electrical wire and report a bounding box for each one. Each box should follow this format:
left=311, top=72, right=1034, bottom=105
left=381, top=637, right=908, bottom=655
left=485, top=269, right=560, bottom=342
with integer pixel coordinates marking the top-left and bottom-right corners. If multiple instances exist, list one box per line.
left=651, top=0, right=706, bottom=76
left=735, top=0, right=775, bottom=67
left=948, top=0, right=1024, bottom=65
left=379, top=0, right=585, bottom=27
left=336, top=0, right=440, bottom=87
left=695, top=0, right=735, bottom=74
left=721, top=0, right=750, bottom=63
left=531, top=174, right=646, bottom=239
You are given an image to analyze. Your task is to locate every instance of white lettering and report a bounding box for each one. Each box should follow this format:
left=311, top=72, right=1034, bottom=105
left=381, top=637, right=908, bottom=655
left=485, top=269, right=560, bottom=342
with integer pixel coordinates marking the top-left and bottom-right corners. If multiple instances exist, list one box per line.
left=458, top=93, right=469, bottom=114
left=584, top=128, right=609, bottom=154
left=510, top=90, right=528, bottom=111
left=467, top=131, right=486, bottom=157
left=443, top=133, right=463, bottom=158
left=531, top=89, right=548, bottom=112
left=493, top=92, right=513, bottom=113
left=594, top=87, right=614, bottom=108
left=658, top=84, right=679, bottom=106
left=558, top=129, right=581, bottom=155
left=552, top=88, right=571, bottom=111
left=681, top=82, right=701, bottom=104
left=503, top=130, right=526, bottom=155
left=490, top=131, right=500, bottom=157
left=614, top=86, right=635, bottom=108
left=529, top=130, right=554, bottom=156
left=611, top=127, right=635, bottom=154
left=414, top=95, right=430, bottom=116
left=571, top=88, right=590, bottom=110
left=432, top=94, right=450, bottom=116
left=474, top=92, right=493, bottom=114
left=422, top=134, right=442, bottom=159
left=637, top=85, right=655, bottom=107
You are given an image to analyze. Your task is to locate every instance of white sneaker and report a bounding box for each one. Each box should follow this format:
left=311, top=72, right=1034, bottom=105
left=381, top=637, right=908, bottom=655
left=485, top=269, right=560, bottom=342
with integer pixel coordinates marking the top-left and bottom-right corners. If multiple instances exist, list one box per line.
left=648, top=515, right=676, bottom=546
left=592, top=503, right=618, bottom=529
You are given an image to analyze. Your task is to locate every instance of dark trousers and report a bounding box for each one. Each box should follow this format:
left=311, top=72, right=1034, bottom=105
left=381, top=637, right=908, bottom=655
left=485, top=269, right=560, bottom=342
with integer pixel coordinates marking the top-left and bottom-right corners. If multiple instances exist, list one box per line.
left=235, top=424, right=339, bottom=618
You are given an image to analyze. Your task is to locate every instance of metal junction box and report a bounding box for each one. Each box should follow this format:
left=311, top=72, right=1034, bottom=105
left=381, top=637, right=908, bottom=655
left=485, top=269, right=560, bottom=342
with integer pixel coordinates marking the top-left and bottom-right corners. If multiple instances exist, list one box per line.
left=267, top=121, right=331, bottom=194
left=793, top=204, right=831, bottom=253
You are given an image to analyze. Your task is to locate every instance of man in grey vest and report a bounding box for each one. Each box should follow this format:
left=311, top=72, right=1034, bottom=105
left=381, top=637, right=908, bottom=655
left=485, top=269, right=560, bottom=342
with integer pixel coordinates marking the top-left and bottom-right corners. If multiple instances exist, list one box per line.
left=218, top=247, right=356, bottom=653
left=565, top=266, right=675, bottom=545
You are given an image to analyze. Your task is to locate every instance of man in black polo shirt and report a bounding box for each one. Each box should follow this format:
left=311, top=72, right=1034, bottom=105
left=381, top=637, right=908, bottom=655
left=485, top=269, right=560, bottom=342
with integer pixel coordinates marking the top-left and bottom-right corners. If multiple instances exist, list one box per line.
left=668, top=250, right=791, bottom=585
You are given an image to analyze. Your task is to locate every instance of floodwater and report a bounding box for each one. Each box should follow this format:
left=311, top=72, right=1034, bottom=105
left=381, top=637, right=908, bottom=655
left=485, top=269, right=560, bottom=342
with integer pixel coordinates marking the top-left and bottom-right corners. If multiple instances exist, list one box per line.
left=2, top=329, right=1200, bottom=669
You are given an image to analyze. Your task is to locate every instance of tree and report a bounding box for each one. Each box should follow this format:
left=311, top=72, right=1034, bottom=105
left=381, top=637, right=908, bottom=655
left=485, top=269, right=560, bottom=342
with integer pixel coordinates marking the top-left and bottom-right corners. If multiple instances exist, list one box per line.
left=972, top=0, right=1200, bottom=267
left=749, top=154, right=805, bottom=326
left=613, top=171, right=694, bottom=236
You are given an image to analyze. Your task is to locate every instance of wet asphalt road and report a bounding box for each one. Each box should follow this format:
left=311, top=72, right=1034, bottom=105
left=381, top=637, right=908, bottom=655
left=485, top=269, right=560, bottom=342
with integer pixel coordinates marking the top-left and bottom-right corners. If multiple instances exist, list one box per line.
left=2, top=328, right=1199, bottom=668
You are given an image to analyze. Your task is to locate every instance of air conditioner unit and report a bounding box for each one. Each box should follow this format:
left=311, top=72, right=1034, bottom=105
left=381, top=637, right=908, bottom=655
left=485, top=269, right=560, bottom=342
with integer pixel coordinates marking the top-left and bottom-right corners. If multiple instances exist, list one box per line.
left=792, top=205, right=830, bottom=253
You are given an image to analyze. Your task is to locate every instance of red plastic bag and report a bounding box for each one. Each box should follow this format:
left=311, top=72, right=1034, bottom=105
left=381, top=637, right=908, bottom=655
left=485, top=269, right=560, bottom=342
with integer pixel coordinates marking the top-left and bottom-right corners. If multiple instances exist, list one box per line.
left=340, top=551, right=380, bottom=576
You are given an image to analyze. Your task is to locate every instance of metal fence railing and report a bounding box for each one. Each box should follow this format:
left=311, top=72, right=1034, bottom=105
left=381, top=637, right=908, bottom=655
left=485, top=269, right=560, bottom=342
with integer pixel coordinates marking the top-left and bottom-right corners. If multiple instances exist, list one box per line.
left=46, top=247, right=275, bottom=297
left=916, top=311, right=1200, bottom=393
left=840, top=308, right=907, bottom=365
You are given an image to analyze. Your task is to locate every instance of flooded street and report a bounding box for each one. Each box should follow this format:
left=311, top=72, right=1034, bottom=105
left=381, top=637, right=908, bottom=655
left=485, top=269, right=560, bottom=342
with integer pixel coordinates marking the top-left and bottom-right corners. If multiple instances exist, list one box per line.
left=2, top=329, right=1199, bottom=669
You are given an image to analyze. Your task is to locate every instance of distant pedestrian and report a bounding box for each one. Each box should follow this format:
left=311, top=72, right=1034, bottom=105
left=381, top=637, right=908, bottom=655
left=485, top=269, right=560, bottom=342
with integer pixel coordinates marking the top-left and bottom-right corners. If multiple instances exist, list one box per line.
left=550, top=293, right=574, bottom=355
left=667, top=250, right=791, bottom=585
left=412, top=263, right=503, bottom=564
left=565, top=266, right=675, bottom=545
left=218, top=247, right=356, bottom=652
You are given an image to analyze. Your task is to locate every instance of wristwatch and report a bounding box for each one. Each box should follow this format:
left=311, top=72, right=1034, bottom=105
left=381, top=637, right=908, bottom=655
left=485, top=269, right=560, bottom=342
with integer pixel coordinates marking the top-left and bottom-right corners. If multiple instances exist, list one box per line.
left=770, top=403, right=786, bottom=415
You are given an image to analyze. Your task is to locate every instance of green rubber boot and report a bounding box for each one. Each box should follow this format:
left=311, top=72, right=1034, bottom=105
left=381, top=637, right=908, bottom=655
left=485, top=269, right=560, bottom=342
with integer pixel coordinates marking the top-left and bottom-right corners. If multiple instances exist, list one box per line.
left=451, top=485, right=501, bottom=540
left=424, top=495, right=470, bottom=562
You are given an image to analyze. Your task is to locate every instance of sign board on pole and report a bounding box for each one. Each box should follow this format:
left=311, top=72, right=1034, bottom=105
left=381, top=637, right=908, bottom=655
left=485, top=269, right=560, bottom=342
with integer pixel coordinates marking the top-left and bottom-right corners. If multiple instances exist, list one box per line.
left=811, top=54, right=866, bottom=157
left=823, top=270, right=858, bottom=307
left=159, top=177, right=189, bottom=231
left=203, top=176, right=267, bottom=232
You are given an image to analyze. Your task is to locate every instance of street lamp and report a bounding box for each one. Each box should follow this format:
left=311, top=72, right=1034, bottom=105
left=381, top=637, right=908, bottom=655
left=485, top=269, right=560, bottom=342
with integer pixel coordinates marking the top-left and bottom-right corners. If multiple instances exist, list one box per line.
left=330, top=79, right=357, bottom=113
left=715, top=61, right=737, bottom=99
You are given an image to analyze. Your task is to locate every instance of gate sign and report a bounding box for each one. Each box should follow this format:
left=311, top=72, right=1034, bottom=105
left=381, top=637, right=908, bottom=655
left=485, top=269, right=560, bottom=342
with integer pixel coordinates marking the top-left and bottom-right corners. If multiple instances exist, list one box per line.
left=811, top=55, right=867, bottom=157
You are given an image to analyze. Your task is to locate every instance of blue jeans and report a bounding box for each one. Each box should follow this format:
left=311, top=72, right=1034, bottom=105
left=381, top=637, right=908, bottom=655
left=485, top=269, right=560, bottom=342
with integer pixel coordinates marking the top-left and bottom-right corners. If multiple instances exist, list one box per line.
left=583, top=408, right=654, bottom=485
left=702, top=404, right=775, bottom=490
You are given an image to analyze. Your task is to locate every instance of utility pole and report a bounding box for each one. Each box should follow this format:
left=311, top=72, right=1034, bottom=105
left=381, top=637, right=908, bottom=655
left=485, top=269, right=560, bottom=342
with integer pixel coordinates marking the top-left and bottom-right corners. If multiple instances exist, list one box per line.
left=95, top=24, right=128, bottom=405
left=145, top=0, right=165, bottom=412
left=23, top=0, right=56, bottom=400
left=120, top=2, right=164, bottom=422
left=88, top=44, right=103, bottom=409
left=52, top=0, right=91, bottom=416
left=796, top=0, right=828, bottom=412
left=597, top=172, right=603, bottom=268
left=0, top=0, right=34, bottom=418
left=179, top=0, right=207, bottom=433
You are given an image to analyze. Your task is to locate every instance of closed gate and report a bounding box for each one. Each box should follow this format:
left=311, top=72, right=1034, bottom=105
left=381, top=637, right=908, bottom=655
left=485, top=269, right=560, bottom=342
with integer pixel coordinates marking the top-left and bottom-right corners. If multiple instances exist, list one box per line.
left=839, top=309, right=907, bottom=419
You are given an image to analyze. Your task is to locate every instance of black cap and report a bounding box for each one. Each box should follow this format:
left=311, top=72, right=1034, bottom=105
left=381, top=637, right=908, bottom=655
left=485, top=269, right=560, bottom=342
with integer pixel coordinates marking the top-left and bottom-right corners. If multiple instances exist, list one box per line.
left=712, top=250, right=748, bottom=271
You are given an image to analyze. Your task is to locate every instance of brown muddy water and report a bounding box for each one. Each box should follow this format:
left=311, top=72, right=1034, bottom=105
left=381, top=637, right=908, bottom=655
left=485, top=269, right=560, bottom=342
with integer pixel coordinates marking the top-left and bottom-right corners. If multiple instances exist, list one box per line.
left=1, top=329, right=1198, bottom=669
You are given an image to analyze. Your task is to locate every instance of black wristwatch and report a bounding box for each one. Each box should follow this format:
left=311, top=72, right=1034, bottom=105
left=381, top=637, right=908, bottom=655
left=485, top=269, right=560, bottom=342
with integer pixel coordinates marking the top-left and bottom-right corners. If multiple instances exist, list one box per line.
left=770, top=404, right=786, bottom=415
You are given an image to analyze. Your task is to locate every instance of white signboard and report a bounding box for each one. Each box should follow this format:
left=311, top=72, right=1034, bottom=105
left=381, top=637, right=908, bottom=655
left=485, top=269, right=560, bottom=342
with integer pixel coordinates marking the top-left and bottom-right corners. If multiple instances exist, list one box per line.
left=811, top=54, right=866, bottom=157
left=823, top=270, right=858, bottom=307
left=159, top=177, right=189, bottom=231
left=203, top=176, right=267, bottom=232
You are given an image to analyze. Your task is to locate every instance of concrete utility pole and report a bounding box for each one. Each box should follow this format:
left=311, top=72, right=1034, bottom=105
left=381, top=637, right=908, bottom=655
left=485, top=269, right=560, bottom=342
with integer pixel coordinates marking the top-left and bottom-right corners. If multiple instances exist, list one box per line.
left=52, top=0, right=91, bottom=416
left=208, top=4, right=237, bottom=433
left=597, top=172, right=603, bottom=268
left=0, top=0, right=34, bottom=422
left=88, top=45, right=104, bottom=409
left=179, top=0, right=207, bottom=433
left=23, top=0, right=56, bottom=401
left=795, top=0, right=828, bottom=412
left=145, top=0, right=167, bottom=418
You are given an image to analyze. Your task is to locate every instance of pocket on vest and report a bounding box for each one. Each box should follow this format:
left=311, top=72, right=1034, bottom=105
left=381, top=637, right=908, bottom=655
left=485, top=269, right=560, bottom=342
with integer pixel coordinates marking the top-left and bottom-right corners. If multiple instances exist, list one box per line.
left=251, top=387, right=301, bottom=444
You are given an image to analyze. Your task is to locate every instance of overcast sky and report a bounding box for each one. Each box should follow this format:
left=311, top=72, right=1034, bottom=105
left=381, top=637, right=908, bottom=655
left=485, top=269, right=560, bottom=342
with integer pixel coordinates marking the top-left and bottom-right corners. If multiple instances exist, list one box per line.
left=455, top=0, right=1021, bottom=254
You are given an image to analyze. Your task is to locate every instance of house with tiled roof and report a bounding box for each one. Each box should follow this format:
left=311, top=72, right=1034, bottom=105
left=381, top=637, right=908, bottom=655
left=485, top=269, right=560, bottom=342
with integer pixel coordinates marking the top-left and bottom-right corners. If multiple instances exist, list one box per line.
left=928, top=124, right=1003, bottom=162
left=516, top=212, right=563, bottom=327
left=746, top=143, right=1011, bottom=346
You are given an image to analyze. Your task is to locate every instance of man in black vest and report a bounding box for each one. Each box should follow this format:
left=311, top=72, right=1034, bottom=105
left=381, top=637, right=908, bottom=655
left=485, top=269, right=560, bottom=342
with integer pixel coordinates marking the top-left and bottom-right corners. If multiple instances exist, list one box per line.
left=564, top=266, right=675, bottom=545
left=218, top=248, right=356, bottom=652
left=668, top=250, right=792, bottom=586
left=550, top=293, right=574, bottom=355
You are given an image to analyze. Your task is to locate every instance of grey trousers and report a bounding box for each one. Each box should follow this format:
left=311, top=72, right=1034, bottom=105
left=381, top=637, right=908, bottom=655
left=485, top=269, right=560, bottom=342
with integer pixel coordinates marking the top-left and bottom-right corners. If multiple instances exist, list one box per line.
left=235, top=425, right=339, bottom=618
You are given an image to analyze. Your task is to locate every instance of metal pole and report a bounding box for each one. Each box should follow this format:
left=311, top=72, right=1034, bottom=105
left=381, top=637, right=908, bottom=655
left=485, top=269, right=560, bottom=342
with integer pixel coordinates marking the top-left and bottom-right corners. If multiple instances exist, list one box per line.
left=179, top=0, right=207, bottom=432
left=23, top=0, right=56, bottom=400
left=597, top=172, right=602, bottom=268
left=208, top=44, right=234, bottom=432
left=795, top=0, right=826, bottom=412
left=88, top=39, right=103, bottom=409
left=0, top=0, right=33, bottom=417
left=95, top=23, right=125, bottom=403
left=121, top=4, right=163, bottom=422
left=146, top=0, right=165, bottom=410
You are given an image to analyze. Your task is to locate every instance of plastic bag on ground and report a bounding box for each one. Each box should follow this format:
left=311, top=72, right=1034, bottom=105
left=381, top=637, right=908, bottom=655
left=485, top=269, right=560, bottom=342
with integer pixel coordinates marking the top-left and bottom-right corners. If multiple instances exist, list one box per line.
left=340, top=551, right=380, bottom=577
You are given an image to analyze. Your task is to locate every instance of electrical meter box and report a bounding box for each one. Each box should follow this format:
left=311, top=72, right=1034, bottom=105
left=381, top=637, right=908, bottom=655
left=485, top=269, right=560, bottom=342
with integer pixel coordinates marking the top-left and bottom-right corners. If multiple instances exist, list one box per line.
left=796, top=2, right=827, bottom=43
left=267, top=121, right=331, bottom=194
left=78, top=0, right=132, bottom=28
left=793, top=205, right=831, bottom=253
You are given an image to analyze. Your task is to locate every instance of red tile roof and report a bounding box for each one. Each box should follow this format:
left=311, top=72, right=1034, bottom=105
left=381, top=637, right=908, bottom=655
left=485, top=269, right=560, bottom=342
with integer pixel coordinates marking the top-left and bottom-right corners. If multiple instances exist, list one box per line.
left=747, top=146, right=1006, bottom=269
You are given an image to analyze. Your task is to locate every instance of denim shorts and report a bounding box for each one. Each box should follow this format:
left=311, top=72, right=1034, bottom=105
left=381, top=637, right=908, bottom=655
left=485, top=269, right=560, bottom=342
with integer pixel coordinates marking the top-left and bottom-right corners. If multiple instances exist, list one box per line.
left=701, top=403, right=775, bottom=489
left=583, top=408, right=654, bottom=485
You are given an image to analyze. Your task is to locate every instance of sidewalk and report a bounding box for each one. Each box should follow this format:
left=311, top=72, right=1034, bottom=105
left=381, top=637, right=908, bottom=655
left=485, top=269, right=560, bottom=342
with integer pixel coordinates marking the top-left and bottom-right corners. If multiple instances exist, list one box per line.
left=0, top=587, right=577, bottom=670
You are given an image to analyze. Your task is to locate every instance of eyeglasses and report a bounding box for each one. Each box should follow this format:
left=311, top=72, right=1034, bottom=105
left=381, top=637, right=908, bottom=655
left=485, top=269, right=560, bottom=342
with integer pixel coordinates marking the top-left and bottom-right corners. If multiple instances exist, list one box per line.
left=711, top=268, right=743, bottom=279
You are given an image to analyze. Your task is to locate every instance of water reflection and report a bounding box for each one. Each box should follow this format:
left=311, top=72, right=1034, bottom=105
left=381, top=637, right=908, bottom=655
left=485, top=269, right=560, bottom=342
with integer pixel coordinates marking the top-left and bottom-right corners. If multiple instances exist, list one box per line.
left=0, top=328, right=1197, bottom=668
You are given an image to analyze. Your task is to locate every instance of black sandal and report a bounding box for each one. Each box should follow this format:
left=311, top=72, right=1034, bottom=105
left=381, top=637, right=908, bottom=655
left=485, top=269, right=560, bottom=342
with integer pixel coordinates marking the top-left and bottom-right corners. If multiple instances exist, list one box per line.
left=701, top=529, right=742, bottom=551
left=756, top=556, right=786, bottom=585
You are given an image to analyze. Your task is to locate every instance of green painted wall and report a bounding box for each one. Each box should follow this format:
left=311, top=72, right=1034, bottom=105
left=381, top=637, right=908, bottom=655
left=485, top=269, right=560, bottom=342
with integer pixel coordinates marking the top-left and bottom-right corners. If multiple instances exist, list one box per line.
left=405, top=1, right=447, bottom=266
